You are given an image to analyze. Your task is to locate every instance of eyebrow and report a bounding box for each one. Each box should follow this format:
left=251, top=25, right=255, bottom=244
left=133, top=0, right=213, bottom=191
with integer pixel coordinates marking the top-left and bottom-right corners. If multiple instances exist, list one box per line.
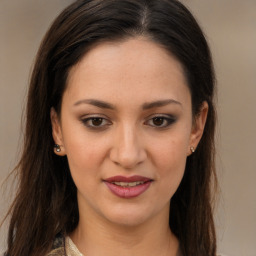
left=142, top=99, right=182, bottom=110
left=73, top=99, right=115, bottom=109
left=73, top=98, right=182, bottom=110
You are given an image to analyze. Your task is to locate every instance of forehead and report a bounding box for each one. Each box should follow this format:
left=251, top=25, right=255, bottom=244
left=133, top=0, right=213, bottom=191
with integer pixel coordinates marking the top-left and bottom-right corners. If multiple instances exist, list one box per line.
left=64, top=37, right=190, bottom=107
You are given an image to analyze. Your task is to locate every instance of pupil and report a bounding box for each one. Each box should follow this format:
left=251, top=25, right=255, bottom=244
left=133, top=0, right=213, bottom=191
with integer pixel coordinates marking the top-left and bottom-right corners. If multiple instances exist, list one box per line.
left=153, top=117, right=164, bottom=126
left=92, top=118, right=103, bottom=126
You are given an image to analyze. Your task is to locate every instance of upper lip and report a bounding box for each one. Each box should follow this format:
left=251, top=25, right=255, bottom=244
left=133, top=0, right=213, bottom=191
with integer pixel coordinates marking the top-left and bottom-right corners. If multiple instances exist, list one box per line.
left=104, top=175, right=153, bottom=183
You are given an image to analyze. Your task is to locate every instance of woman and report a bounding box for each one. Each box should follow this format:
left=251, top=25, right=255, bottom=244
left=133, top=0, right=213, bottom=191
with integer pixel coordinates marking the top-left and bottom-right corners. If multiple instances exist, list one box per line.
left=3, top=0, right=217, bottom=255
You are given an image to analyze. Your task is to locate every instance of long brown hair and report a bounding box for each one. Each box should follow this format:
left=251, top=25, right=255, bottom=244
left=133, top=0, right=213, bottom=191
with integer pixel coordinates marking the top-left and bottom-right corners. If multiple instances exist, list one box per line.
left=3, top=0, right=217, bottom=255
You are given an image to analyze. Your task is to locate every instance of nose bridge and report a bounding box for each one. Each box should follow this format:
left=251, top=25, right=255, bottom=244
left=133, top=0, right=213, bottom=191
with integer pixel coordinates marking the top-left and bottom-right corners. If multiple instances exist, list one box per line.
left=110, top=122, right=146, bottom=169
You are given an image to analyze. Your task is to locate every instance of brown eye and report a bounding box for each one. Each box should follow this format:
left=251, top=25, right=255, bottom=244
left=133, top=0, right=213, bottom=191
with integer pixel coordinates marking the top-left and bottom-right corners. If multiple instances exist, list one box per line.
left=152, top=117, right=165, bottom=126
left=145, top=115, right=176, bottom=128
left=91, top=118, right=103, bottom=126
left=81, top=116, right=111, bottom=129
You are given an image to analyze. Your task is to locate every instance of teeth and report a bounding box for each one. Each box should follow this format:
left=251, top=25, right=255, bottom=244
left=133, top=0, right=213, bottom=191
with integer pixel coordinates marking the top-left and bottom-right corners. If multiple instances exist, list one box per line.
left=112, top=181, right=145, bottom=187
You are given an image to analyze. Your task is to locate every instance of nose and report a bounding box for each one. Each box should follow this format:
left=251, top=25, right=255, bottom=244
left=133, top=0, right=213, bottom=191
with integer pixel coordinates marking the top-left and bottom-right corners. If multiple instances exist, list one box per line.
left=109, top=125, right=147, bottom=169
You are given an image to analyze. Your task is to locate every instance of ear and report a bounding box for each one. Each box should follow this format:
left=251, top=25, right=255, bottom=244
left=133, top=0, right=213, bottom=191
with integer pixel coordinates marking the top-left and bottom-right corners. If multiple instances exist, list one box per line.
left=50, top=108, right=66, bottom=156
left=188, top=101, right=208, bottom=155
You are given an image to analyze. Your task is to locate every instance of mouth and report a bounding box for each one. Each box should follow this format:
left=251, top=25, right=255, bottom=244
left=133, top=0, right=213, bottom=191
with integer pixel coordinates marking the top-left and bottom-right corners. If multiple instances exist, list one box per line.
left=103, top=175, right=153, bottom=198
left=110, top=181, right=146, bottom=187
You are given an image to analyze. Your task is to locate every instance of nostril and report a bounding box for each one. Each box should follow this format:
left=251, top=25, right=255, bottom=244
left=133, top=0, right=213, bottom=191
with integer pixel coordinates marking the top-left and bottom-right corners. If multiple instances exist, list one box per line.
left=109, top=146, right=147, bottom=169
left=109, top=128, right=147, bottom=168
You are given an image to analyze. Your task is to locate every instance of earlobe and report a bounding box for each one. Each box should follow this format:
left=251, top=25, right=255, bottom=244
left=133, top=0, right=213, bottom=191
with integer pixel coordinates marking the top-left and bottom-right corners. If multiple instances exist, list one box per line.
left=188, top=101, right=208, bottom=155
left=50, top=108, right=66, bottom=156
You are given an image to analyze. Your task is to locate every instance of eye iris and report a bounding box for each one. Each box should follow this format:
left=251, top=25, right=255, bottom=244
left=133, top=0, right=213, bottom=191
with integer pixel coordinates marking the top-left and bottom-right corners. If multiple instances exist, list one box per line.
left=92, top=118, right=103, bottom=126
left=153, top=117, right=164, bottom=126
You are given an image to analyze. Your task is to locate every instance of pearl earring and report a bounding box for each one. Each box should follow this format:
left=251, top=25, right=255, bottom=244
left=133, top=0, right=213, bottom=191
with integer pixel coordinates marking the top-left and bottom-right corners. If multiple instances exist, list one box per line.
left=54, top=144, right=61, bottom=152
left=190, top=146, right=195, bottom=153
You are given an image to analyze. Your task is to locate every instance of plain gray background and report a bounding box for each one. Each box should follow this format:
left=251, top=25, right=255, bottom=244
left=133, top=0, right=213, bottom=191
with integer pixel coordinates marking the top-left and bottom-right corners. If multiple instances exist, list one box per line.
left=1, top=1, right=256, bottom=255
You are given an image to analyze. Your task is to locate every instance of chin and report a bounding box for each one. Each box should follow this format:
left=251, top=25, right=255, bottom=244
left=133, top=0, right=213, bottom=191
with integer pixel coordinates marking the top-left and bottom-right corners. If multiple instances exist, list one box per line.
left=101, top=203, right=164, bottom=228
left=108, top=213, right=149, bottom=228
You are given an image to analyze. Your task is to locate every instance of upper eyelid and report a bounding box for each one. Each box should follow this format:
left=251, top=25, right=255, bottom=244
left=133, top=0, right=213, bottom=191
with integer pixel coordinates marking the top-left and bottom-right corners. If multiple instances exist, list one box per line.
left=144, top=115, right=177, bottom=126
left=81, top=116, right=111, bottom=123
left=80, top=113, right=109, bottom=118
left=80, top=114, right=111, bottom=121
left=145, top=113, right=176, bottom=119
left=79, top=113, right=176, bottom=122
left=146, top=116, right=176, bottom=122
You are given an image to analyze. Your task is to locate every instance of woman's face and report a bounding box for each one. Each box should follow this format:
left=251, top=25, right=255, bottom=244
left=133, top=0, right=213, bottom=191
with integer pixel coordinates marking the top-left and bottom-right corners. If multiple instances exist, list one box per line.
left=51, top=37, right=207, bottom=227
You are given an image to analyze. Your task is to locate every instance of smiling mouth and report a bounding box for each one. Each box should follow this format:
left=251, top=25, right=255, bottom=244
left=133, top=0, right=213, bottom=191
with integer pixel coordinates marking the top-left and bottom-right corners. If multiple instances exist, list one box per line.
left=103, top=175, right=153, bottom=198
left=110, top=181, right=146, bottom=187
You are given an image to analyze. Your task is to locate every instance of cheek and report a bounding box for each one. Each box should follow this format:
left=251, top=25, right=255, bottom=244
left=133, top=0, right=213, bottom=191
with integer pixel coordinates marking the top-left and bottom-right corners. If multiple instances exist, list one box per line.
left=64, top=139, right=107, bottom=197
left=153, top=126, right=190, bottom=165
left=66, top=141, right=106, bottom=173
left=61, top=124, right=107, bottom=180
left=151, top=132, right=190, bottom=195
left=156, top=139, right=187, bottom=175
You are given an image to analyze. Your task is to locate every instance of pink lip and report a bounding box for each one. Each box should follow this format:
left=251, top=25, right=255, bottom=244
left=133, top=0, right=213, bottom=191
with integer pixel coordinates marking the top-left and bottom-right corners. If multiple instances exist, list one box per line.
left=104, top=175, right=152, bottom=183
left=103, top=175, right=153, bottom=199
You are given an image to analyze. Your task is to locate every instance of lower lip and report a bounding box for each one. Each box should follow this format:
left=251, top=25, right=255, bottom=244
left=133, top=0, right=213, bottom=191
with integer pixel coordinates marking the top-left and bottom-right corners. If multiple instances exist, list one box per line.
left=104, top=181, right=152, bottom=198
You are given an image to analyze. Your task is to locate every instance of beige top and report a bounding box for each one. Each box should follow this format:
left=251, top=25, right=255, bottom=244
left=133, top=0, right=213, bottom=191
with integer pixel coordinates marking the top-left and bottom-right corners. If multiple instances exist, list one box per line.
left=47, top=236, right=183, bottom=256
left=66, top=237, right=84, bottom=256
left=47, top=236, right=83, bottom=256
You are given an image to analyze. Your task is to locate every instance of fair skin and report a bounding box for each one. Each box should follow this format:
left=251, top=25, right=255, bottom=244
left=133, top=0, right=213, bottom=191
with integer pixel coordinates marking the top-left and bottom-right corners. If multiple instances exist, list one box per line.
left=51, top=37, right=208, bottom=256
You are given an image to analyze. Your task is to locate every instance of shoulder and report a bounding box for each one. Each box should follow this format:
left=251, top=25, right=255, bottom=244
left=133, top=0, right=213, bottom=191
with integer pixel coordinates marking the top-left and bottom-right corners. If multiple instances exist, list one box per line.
left=47, top=234, right=65, bottom=256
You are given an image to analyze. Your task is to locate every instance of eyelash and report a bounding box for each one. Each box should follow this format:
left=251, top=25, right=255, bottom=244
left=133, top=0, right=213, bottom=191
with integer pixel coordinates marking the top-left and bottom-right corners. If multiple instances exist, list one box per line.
left=81, top=116, right=112, bottom=130
left=144, top=115, right=176, bottom=128
left=80, top=115, right=176, bottom=130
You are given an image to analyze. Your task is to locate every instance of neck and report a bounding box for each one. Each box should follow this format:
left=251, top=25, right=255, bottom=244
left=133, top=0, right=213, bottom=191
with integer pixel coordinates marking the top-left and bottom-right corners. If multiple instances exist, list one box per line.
left=70, top=202, right=179, bottom=256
